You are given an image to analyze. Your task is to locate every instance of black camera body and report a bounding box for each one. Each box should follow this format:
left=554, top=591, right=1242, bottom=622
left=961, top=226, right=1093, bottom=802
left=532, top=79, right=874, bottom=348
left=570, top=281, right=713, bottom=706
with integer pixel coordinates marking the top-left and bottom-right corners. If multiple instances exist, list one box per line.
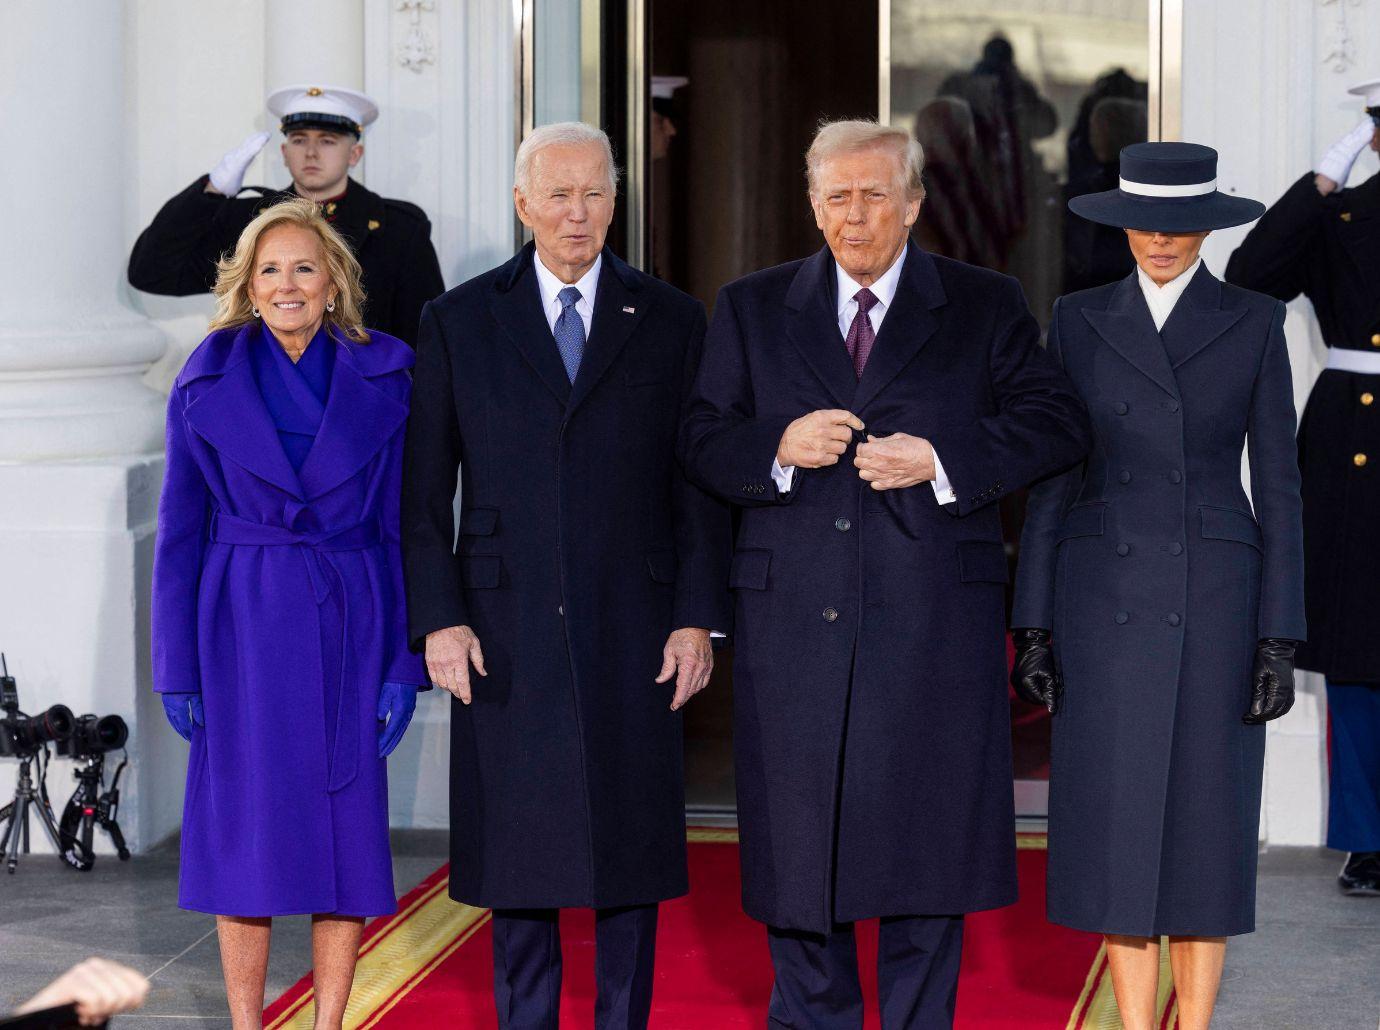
left=0, top=663, right=75, bottom=759
left=54, top=714, right=128, bottom=760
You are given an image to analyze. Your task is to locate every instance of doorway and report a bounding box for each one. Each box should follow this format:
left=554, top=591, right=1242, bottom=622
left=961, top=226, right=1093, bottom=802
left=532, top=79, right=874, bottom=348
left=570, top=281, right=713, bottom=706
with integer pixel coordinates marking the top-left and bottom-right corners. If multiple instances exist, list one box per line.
left=520, top=0, right=1176, bottom=819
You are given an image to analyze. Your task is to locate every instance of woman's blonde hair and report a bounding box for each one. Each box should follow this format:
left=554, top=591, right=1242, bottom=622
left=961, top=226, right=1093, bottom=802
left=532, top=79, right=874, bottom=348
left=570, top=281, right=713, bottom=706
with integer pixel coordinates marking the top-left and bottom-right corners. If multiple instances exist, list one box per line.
left=209, top=197, right=369, bottom=343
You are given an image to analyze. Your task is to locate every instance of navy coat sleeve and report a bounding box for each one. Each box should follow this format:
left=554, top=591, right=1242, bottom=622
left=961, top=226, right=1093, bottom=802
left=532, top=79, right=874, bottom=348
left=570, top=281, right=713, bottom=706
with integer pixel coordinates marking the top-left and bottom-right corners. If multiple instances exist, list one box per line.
left=679, top=286, right=799, bottom=508
left=1010, top=297, right=1087, bottom=630
left=128, top=176, right=258, bottom=296
left=151, top=386, right=212, bottom=694
left=387, top=213, right=445, bottom=345
left=671, top=305, right=734, bottom=632
left=1249, top=301, right=1308, bottom=641
left=1223, top=172, right=1324, bottom=304
left=925, top=281, right=1091, bottom=517
left=400, top=301, right=468, bottom=648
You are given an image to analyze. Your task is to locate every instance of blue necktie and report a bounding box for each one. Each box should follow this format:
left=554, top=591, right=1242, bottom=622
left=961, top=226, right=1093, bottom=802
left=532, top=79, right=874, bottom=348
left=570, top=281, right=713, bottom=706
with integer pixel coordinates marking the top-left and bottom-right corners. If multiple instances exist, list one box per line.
left=553, top=286, right=585, bottom=383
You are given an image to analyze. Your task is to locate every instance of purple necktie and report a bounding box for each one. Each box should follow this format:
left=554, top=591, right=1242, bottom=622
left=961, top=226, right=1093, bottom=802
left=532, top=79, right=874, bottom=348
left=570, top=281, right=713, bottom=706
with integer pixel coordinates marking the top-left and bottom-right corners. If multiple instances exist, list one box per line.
left=845, top=288, right=878, bottom=379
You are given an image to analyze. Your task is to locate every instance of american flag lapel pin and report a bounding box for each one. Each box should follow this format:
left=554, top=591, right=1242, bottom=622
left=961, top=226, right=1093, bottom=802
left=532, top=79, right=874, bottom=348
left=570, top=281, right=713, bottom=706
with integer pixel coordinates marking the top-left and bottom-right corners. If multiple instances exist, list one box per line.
left=623, top=305, right=636, bottom=314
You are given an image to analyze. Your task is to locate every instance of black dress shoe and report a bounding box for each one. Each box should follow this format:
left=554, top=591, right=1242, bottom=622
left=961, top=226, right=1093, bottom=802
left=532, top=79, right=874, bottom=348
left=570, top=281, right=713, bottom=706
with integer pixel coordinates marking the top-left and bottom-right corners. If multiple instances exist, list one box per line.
left=1338, top=851, right=1380, bottom=896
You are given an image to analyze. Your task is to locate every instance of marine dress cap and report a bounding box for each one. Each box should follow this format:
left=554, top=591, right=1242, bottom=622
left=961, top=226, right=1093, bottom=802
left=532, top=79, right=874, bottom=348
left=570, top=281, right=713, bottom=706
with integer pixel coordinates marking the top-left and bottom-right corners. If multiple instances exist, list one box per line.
left=267, top=85, right=379, bottom=138
left=1067, top=142, right=1265, bottom=232
left=652, top=75, right=688, bottom=118
left=1348, top=77, right=1380, bottom=115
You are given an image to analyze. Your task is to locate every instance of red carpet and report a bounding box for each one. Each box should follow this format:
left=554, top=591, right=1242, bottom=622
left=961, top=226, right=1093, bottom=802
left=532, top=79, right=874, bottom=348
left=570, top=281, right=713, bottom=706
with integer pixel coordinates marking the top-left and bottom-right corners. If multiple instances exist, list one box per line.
left=266, top=831, right=1120, bottom=1028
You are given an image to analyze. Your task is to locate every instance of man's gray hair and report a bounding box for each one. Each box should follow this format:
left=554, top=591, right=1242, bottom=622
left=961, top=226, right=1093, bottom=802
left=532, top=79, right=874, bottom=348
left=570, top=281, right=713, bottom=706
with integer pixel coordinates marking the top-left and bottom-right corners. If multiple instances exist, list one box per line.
left=514, top=121, right=620, bottom=194
left=806, top=120, right=926, bottom=201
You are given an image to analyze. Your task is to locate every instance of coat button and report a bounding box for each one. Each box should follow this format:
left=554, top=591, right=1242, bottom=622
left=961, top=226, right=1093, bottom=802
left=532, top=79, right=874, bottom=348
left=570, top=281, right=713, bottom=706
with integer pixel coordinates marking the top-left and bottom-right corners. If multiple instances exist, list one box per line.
left=1355, top=453, right=1369, bottom=467
left=835, top=517, right=851, bottom=532
left=1362, top=392, right=1374, bottom=406
left=557, top=605, right=564, bottom=616
left=1116, top=543, right=1130, bottom=556
left=823, top=607, right=839, bottom=623
left=1167, top=401, right=1180, bottom=413
left=1371, top=333, right=1380, bottom=346
left=1169, top=542, right=1183, bottom=555
left=1167, top=612, right=1182, bottom=626
left=1114, top=611, right=1129, bottom=625
left=1168, top=469, right=1183, bottom=484
left=1118, top=470, right=1132, bottom=484
left=1114, top=401, right=1128, bottom=415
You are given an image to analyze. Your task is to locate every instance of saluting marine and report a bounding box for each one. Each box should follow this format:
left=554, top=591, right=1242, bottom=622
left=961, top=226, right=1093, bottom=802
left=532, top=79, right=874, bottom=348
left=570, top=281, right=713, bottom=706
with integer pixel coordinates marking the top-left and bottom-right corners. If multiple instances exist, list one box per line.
left=128, top=85, right=443, bottom=346
left=1226, top=79, right=1380, bottom=898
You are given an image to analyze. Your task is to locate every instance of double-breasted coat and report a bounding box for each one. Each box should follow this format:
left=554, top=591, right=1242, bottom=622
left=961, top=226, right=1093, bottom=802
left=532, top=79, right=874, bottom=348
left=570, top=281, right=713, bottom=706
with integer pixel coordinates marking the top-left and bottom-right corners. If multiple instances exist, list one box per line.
left=128, top=176, right=444, bottom=346
left=1226, top=172, right=1380, bottom=680
left=1012, top=265, right=1306, bottom=936
left=679, top=243, right=1090, bottom=933
left=152, top=324, right=425, bottom=916
left=401, top=244, right=731, bottom=910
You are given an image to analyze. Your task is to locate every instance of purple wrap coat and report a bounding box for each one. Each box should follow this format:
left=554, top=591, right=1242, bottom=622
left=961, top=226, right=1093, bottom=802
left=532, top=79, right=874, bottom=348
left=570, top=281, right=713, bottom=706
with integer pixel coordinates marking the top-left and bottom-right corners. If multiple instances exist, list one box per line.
left=151, top=323, right=425, bottom=916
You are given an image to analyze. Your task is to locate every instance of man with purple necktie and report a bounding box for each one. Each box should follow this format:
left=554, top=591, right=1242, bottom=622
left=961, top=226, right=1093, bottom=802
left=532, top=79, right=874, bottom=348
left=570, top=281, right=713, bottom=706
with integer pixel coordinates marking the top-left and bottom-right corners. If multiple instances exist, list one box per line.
left=680, top=120, right=1089, bottom=1028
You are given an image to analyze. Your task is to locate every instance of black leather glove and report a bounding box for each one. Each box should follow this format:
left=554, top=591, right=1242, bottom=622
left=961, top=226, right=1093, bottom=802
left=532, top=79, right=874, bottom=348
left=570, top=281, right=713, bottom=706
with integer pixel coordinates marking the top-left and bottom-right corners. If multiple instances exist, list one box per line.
left=1243, top=638, right=1297, bottom=724
left=1010, top=628, right=1061, bottom=714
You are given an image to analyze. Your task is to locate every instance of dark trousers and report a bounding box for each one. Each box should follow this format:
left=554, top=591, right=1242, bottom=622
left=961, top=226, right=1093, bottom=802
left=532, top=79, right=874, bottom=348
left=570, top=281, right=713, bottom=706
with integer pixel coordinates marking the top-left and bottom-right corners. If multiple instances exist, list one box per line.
left=491, top=904, right=659, bottom=1030
left=766, top=916, right=964, bottom=1030
left=1327, top=681, right=1380, bottom=852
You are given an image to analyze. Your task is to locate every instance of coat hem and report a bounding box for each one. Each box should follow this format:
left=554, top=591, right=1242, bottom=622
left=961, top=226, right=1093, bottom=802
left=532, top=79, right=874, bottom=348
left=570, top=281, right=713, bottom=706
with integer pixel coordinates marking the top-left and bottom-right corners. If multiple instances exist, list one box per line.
left=1048, top=911, right=1255, bottom=938
left=449, top=882, right=689, bottom=911
left=743, top=887, right=1019, bottom=934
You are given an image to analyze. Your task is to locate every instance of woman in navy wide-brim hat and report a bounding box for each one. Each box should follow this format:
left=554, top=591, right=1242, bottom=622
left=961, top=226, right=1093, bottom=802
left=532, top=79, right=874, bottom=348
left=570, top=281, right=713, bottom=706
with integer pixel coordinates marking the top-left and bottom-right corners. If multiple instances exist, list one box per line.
left=1010, top=142, right=1306, bottom=1030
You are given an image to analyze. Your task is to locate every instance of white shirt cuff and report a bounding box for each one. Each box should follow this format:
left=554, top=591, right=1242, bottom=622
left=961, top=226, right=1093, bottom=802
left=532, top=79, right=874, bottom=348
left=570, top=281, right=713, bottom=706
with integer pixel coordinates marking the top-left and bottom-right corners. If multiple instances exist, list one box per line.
left=771, top=459, right=796, bottom=494
left=931, top=450, right=956, bottom=505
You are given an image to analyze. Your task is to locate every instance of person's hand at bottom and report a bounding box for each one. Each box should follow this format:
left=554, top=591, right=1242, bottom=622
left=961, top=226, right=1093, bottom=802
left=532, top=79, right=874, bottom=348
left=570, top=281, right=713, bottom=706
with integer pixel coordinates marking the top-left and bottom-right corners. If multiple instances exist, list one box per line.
left=656, top=628, right=713, bottom=711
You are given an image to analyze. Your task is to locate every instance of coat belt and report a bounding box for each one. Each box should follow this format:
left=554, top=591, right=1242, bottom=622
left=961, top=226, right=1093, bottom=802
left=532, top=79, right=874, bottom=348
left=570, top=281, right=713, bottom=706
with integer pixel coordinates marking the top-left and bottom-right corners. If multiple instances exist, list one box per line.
left=207, top=511, right=381, bottom=792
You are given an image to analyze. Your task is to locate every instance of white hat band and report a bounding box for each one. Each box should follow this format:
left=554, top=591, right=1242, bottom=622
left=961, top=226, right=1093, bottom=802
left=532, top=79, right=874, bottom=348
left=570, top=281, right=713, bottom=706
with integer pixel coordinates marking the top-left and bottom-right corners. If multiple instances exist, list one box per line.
left=1119, top=177, right=1217, bottom=198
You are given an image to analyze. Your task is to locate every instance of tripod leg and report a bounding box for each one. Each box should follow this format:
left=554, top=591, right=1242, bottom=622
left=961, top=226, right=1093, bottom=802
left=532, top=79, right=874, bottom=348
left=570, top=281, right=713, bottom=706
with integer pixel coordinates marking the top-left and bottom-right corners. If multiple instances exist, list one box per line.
left=0, top=804, right=13, bottom=857
left=7, top=796, right=26, bottom=872
left=33, top=792, right=66, bottom=857
left=103, top=817, right=130, bottom=861
left=19, top=794, right=29, bottom=854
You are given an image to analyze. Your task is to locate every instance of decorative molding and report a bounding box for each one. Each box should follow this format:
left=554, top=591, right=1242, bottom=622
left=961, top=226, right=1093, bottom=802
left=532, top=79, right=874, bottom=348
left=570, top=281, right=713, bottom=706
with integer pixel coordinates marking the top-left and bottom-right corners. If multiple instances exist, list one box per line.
left=396, top=0, right=436, bottom=72
left=1319, top=0, right=1363, bottom=74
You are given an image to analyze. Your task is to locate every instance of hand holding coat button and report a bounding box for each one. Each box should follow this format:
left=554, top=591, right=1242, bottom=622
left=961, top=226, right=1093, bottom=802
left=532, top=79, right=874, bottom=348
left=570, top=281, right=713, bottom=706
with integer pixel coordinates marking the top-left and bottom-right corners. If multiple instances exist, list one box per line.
left=777, top=409, right=863, bottom=468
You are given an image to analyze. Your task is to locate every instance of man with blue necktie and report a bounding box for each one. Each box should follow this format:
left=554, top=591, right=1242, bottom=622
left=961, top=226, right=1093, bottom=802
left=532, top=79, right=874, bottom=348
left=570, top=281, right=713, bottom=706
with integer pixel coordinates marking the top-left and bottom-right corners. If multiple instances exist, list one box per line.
left=400, top=122, right=730, bottom=1029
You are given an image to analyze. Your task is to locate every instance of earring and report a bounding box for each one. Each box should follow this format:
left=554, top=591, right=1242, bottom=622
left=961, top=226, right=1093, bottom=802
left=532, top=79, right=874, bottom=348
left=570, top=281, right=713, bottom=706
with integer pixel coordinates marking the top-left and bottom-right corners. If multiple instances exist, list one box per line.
left=252, top=306, right=260, bottom=318
left=326, top=299, right=336, bottom=313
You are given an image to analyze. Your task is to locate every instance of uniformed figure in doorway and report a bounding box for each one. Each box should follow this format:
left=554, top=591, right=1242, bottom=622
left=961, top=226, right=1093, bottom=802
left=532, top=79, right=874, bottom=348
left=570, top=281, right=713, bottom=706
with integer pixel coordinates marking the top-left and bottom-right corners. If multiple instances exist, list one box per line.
left=1226, top=79, right=1380, bottom=897
left=128, top=85, right=444, bottom=346
left=1012, top=142, right=1306, bottom=1029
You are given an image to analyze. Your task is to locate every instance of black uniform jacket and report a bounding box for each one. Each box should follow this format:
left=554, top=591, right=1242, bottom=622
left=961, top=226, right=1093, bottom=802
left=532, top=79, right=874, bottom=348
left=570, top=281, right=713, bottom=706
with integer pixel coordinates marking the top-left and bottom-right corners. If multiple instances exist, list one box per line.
left=128, top=175, right=443, bottom=346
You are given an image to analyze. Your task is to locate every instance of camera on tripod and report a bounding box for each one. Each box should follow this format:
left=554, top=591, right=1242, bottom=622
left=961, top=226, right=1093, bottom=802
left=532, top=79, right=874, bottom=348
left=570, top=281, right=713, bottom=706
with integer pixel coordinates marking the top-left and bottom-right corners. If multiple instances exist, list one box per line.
left=0, top=655, right=131, bottom=873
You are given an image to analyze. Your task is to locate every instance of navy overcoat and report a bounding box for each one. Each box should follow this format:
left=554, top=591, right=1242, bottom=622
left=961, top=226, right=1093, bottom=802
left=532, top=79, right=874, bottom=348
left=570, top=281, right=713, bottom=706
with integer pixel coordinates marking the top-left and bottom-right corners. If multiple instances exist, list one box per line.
left=679, top=242, right=1091, bottom=933
left=1012, top=264, right=1306, bottom=936
left=401, top=244, right=731, bottom=910
left=152, top=324, right=424, bottom=916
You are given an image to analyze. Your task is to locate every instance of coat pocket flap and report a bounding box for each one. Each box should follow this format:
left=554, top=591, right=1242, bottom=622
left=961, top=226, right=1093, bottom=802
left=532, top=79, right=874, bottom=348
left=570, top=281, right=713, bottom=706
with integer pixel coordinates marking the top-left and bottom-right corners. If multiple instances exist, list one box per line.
left=1199, top=505, right=1263, bottom=551
left=957, top=540, right=1010, bottom=584
left=729, top=549, right=772, bottom=590
left=460, top=554, right=502, bottom=588
left=459, top=507, right=499, bottom=536
left=646, top=549, right=679, bottom=584
left=1056, top=503, right=1106, bottom=541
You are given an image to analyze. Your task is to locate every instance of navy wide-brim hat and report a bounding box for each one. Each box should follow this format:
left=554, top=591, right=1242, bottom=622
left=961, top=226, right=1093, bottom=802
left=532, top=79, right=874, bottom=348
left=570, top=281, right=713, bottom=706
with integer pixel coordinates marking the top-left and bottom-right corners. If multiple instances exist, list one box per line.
left=1068, top=142, right=1265, bottom=232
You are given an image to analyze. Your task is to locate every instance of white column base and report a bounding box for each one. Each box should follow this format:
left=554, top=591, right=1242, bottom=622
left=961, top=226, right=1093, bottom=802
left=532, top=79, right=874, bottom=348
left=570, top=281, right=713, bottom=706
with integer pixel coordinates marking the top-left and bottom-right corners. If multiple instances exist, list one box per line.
left=0, top=456, right=182, bottom=857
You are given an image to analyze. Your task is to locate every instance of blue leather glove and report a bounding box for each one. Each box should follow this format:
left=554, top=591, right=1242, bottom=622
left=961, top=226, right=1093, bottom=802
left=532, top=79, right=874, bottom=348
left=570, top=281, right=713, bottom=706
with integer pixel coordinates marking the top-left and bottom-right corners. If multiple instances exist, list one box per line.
left=161, top=693, right=204, bottom=742
left=378, top=682, right=419, bottom=758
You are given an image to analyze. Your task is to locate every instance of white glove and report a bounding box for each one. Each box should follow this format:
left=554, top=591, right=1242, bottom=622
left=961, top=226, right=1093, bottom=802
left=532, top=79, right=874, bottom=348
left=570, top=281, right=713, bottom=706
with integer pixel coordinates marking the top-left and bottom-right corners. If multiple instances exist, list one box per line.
left=207, top=131, right=272, bottom=195
left=1316, top=117, right=1375, bottom=188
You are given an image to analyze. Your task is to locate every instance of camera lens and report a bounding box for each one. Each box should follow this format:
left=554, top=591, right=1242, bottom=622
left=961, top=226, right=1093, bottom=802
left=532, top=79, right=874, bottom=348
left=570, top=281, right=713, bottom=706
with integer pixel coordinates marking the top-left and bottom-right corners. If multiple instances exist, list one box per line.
left=86, top=714, right=128, bottom=752
left=35, top=704, right=75, bottom=743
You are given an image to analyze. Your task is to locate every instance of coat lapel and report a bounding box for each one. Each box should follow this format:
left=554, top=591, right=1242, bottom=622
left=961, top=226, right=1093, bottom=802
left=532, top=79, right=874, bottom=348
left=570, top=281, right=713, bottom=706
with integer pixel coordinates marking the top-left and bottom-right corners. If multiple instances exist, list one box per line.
left=785, top=247, right=858, bottom=409
left=488, top=244, right=573, bottom=406
left=182, top=325, right=305, bottom=499
left=1159, top=263, right=1246, bottom=369
left=852, top=242, right=945, bottom=414
left=1082, top=273, right=1181, bottom=400
left=566, top=250, right=651, bottom=417
left=296, top=335, right=411, bottom=501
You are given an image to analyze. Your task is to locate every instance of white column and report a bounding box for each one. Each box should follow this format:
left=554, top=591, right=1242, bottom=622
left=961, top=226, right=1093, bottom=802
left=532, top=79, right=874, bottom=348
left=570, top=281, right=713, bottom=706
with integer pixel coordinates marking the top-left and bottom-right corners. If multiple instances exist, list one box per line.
left=0, top=1, right=176, bottom=856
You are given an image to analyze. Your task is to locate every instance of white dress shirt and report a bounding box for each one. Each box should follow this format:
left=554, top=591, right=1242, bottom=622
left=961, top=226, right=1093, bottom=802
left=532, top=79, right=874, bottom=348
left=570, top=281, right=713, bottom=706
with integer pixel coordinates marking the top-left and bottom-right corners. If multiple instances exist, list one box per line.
left=1136, top=257, right=1201, bottom=332
left=534, top=252, right=602, bottom=336
left=772, top=248, right=956, bottom=504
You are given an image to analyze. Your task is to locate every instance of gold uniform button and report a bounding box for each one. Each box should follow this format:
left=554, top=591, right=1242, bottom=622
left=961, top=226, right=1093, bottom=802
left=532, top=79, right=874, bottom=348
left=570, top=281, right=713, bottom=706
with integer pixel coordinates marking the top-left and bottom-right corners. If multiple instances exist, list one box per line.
left=1371, top=333, right=1380, bottom=346
left=1362, top=393, right=1374, bottom=406
left=1355, top=453, right=1369, bottom=467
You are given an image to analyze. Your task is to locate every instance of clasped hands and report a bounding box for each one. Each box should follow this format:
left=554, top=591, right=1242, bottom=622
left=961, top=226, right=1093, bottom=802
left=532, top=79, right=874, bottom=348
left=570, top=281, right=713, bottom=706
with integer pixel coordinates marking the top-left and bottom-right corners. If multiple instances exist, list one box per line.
left=777, top=409, right=935, bottom=490
left=426, top=624, right=713, bottom=711
left=1010, top=629, right=1298, bottom=723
